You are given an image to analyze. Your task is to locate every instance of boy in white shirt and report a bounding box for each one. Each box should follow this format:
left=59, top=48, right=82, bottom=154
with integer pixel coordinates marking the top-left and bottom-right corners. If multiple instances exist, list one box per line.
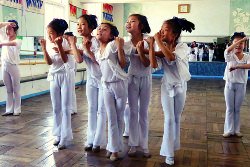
left=0, top=20, right=22, bottom=116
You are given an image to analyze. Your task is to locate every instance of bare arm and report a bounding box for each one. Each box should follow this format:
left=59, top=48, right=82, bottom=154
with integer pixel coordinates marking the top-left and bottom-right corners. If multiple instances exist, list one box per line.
left=66, top=36, right=83, bottom=63
left=82, top=38, right=98, bottom=64
left=70, top=44, right=83, bottom=63
left=145, top=37, right=158, bottom=68
left=0, top=41, right=18, bottom=47
left=227, top=37, right=248, bottom=53
left=68, top=49, right=83, bottom=55
left=0, top=22, right=14, bottom=29
left=154, top=32, right=175, bottom=61
left=54, top=37, right=68, bottom=63
left=39, top=39, right=52, bottom=65
left=115, top=37, right=126, bottom=69
left=136, top=40, right=150, bottom=67
left=144, top=49, right=165, bottom=58
left=67, top=49, right=84, bottom=57
left=230, top=63, right=250, bottom=72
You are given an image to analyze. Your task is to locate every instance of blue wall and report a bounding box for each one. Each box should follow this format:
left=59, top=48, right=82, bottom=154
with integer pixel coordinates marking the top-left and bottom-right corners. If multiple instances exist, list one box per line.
left=152, top=62, right=242, bottom=79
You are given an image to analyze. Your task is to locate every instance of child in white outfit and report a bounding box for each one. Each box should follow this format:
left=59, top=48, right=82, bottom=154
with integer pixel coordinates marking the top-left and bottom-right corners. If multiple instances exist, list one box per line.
left=40, top=19, right=81, bottom=150
left=96, top=23, right=127, bottom=161
left=149, top=17, right=195, bottom=166
left=77, top=14, right=106, bottom=153
left=124, top=14, right=152, bottom=158
left=222, top=32, right=249, bottom=138
left=0, top=20, right=22, bottom=116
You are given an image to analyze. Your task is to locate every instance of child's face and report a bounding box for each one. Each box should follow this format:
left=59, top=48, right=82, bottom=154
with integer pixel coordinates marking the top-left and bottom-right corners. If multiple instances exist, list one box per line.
left=125, top=16, right=141, bottom=33
left=160, top=23, right=176, bottom=43
left=233, top=37, right=245, bottom=54
left=96, top=24, right=112, bottom=43
left=6, top=25, right=16, bottom=38
left=47, top=27, right=58, bottom=43
left=77, top=17, right=92, bottom=36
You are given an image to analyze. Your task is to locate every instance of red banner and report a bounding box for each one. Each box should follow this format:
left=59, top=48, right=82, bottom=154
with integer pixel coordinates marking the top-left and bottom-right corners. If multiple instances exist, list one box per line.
left=82, top=9, right=87, bottom=15
left=103, top=3, right=113, bottom=14
left=70, top=4, right=76, bottom=17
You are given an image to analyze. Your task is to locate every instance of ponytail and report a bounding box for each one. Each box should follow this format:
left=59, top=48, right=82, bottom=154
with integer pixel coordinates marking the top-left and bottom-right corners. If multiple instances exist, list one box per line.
left=79, top=14, right=98, bottom=30
left=48, top=18, right=68, bottom=35
left=164, top=17, right=195, bottom=42
left=129, top=14, right=151, bottom=34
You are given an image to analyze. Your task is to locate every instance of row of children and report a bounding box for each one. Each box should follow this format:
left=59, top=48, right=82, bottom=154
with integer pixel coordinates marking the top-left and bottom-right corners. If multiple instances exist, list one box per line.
left=188, top=42, right=215, bottom=62
left=0, top=14, right=248, bottom=166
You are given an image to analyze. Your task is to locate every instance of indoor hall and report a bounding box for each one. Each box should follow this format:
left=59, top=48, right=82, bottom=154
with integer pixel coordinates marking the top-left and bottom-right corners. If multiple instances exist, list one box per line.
left=0, top=0, right=250, bottom=166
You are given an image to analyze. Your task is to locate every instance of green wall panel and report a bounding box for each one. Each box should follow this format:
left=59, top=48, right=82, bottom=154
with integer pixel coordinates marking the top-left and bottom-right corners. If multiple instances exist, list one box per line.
left=123, top=3, right=142, bottom=36
left=1, top=5, right=44, bottom=37
left=230, top=0, right=250, bottom=35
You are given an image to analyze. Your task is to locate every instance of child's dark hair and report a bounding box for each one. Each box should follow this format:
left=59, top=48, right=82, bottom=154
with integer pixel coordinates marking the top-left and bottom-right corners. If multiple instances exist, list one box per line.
left=209, top=43, right=214, bottom=49
left=129, top=14, right=151, bottom=34
left=64, top=32, right=74, bottom=36
left=230, top=32, right=246, bottom=41
left=48, top=18, right=68, bottom=36
left=79, top=14, right=98, bottom=30
left=164, top=17, right=195, bottom=42
left=101, top=22, right=119, bottom=41
left=8, top=20, right=19, bottom=32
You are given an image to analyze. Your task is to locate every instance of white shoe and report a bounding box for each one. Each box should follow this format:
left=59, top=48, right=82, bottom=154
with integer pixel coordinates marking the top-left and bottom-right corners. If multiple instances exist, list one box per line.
left=123, top=132, right=129, bottom=138
left=143, top=149, right=151, bottom=158
left=13, top=112, right=21, bottom=116
left=2, top=112, right=13, bottom=116
left=110, top=153, right=119, bottom=161
left=235, top=132, right=243, bottom=137
left=84, top=144, right=93, bottom=151
left=128, top=146, right=136, bottom=157
left=58, top=144, right=66, bottom=150
left=223, top=132, right=232, bottom=138
left=53, top=140, right=60, bottom=146
left=106, top=151, right=112, bottom=158
left=165, top=157, right=174, bottom=165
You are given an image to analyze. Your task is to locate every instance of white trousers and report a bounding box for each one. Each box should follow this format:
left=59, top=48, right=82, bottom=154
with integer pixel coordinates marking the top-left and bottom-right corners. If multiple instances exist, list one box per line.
left=104, top=80, right=127, bottom=152
left=2, top=62, right=21, bottom=114
left=123, top=102, right=130, bottom=136
left=224, top=82, right=246, bottom=134
left=199, top=54, right=203, bottom=61
left=70, top=73, right=77, bottom=114
left=50, top=72, right=73, bottom=144
left=86, top=79, right=106, bottom=147
left=128, top=76, right=151, bottom=149
left=209, top=54, right=213, bottom=62
left=160, top=83, right=186, bottom=157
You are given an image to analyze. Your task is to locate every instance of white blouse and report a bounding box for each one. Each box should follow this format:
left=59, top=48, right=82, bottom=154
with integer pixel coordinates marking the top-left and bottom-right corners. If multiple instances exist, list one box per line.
left=0, top=26, right=22, bottom=65
left=47, top=38, right=75, bottom=80
left=80, top=36, right=102, bottom=82
left=160, top=43, right=190, bottom=97
left=96, top=40, right=127, bottom=83
left=223, top=48, right=250, bottom=84
left=124, top=34, right=151, bottom=77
